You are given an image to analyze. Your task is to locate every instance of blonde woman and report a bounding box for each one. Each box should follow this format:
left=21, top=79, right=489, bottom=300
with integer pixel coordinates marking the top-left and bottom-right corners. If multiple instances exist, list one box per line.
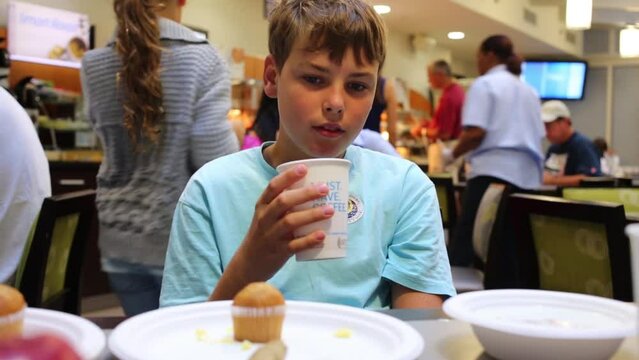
left=81, top=0, right=238, bottom=315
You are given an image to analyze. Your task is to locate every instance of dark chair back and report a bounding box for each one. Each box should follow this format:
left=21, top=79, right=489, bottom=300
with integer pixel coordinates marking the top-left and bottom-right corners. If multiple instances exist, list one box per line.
left=509, top=193, right=632, bottom=301
left=429, top=174, right=457, bottom=239
left=14, top=190, right=96, bottom=314
left=579, top=176, right=616, bottom=187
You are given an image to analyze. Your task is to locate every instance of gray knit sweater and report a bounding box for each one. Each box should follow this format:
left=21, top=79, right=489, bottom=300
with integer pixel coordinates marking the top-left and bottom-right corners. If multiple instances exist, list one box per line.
left=81, top=18, right=239, bottom=267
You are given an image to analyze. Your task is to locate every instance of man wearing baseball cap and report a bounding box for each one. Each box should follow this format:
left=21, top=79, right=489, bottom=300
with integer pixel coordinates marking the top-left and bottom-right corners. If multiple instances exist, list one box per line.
left=542, top=100, right=601, bottom=186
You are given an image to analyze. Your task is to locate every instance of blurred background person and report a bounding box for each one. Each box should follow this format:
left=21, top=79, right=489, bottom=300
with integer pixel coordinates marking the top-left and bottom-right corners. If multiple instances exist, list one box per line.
left=81, top=0, right=239, bottom=315
left=241, top=92, right=279, bottom=149
left=593, top=137, right=622, bottom=177
left=542, top=100, right=601, bottom=186
left=413, top=60, right=465, bottom=174
left=0, top=88, right=51, bottom=285
left=363, top=75, right=398, bottom=146
left=446, top=34, right=544, bottom=271
left=353, top=129, right=401, bottom=157
left=412, top=60, right=464, bottom=142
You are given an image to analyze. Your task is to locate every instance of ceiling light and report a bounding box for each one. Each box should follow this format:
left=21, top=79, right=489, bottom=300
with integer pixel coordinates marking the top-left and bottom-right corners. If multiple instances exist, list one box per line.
left=620, top=26, right=639, bottom=58
left=373, top=5, right=391, bottom=15
left=565, top=0, right=592, bottom=30
left=447, top=32, right=465, bottom=40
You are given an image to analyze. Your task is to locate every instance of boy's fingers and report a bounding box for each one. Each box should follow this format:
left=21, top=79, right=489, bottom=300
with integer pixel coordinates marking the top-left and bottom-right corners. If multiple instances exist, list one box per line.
left=259, top=164, right=307, bottom=205
left=264, top=183, right=329, bottom=222
left=273, top=205, right=334, bottom=236
left=287, top=231, right=325, bottom=253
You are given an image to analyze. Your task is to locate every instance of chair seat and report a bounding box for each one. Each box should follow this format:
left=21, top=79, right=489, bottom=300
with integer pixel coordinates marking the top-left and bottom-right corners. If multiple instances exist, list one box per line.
left=451, top=266, right=484, bottom=293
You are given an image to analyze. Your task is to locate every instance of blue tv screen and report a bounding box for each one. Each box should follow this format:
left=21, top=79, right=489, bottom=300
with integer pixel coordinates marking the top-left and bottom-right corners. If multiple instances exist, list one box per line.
left=521, top=60, right=588, bottom=100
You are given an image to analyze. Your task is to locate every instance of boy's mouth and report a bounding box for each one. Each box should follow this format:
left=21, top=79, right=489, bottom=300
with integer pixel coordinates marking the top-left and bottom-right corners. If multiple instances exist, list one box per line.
left=313, top=124, right=345, bottom=138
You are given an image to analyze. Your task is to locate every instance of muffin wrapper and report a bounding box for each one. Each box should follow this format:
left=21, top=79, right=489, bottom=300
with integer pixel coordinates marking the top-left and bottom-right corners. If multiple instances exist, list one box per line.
left=231, top=305, right=286, bottom=317
left=0, top=306, right=25, bottom=325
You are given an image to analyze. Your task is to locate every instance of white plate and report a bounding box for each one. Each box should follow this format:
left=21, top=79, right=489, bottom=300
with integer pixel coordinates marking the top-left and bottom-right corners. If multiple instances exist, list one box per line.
left=443, top=289, right=637, bottom=360
left=24, top=307, right=106, bottom=360
left=109, top=300, right=423, bottom=360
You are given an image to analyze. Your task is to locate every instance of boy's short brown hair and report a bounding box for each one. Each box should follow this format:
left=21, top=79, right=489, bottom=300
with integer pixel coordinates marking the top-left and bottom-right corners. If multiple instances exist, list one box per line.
left=268, top=0, right=387, bottom=70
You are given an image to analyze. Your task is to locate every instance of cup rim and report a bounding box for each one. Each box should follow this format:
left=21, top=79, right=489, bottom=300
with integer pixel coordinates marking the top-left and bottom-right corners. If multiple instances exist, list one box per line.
left=276, top=158, right=351, bottom=173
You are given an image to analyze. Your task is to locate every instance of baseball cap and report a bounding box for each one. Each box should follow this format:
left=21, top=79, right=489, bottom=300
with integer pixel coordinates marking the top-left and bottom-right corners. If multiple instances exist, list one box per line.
left=541, top=100, right=571, bottom=123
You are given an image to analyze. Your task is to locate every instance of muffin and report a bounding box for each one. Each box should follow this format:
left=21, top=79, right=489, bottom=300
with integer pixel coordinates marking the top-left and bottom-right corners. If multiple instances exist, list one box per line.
left=0, top=285, right=26, bottom=340
left=232, top=282, right=285, bottom=343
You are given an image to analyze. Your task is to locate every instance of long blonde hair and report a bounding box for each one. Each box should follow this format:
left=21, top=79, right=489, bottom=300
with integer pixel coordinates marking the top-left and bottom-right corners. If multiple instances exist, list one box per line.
left=113, top=0, right=164, bottom=148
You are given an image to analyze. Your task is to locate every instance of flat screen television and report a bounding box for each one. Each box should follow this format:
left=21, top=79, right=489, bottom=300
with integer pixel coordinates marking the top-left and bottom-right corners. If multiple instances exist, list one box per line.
left=521, top=60, right=588, bottom=101
left=7, top=1, right=90, bottom=69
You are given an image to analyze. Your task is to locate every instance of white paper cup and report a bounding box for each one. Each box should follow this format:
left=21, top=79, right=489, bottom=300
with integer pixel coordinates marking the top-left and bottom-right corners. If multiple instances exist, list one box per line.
left=276, top=158, right=351, bottom=261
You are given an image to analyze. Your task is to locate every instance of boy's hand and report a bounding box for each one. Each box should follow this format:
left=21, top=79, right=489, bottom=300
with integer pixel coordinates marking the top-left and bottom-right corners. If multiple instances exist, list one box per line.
left=211, top=164, right=334, bottom=300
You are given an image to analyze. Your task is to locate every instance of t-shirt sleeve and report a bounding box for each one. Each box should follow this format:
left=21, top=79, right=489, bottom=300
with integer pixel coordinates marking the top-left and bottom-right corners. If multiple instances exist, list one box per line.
left=159, top=176, right=224, bottom=307
left=572, top=141, right=602, bottom=176
left=381, top=165, right=456, bottom=298
left=462, top=80, right=492, bottom=129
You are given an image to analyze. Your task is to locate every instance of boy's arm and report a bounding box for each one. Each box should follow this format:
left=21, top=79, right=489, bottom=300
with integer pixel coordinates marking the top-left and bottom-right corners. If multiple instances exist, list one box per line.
left=160, top=187, right=224, bottom=307
left=382, top=165, right=456, bottom=307
left=210, top=164, right=333, bottom=300
left=391, top=283, right=444, bottom=308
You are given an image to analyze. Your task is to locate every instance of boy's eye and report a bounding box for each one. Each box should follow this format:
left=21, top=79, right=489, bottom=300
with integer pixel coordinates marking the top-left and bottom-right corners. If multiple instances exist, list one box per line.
left=303, top=76, right=323, bottom=85
left=347, top=82, right=370, bottom=92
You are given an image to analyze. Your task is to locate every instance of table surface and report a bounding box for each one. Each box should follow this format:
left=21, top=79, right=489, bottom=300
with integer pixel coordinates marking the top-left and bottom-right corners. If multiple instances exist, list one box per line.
left=88, top=308, right=639, bottom=360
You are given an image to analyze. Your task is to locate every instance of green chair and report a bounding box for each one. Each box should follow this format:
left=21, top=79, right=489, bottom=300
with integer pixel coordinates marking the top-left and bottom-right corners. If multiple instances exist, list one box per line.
left=14, top=190, right=96, bottom=314
left=562, top=187, right=639, bottom=216
left=509, top=193, right=632, bottom=301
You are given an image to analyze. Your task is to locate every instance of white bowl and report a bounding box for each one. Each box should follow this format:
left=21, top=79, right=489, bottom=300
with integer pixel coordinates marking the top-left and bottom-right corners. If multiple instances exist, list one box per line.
left=443, top=289, right=637, bottom=360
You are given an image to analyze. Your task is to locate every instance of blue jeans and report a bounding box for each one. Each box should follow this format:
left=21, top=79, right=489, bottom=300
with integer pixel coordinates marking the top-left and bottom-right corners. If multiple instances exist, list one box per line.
left=104, top=259, right=163, bottom=316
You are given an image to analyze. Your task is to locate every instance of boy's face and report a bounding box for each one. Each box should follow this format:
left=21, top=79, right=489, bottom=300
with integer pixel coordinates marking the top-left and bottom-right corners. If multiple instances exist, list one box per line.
left=264, top=38, right=379, bottom=162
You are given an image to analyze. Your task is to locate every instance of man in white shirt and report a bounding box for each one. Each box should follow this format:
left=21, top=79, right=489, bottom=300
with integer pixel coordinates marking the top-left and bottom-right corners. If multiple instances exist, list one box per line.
left=0, top=87, right=51, bottom=283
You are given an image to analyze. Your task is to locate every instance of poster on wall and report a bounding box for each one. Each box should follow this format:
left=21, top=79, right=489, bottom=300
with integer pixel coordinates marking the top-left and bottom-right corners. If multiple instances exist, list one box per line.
left=7, top=1, right=90, bottom=68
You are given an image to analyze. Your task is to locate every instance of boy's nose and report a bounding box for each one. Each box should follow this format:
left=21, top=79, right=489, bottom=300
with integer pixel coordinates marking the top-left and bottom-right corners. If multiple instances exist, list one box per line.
left=323, top=92, right=345, bottom=119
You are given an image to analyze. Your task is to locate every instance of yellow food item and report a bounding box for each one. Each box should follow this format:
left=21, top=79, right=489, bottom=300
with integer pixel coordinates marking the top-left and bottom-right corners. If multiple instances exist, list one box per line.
left=232, top=282, right=285, bottom=343
left=0, top=285, right=26, bottom=340
left=241, top=339, right=253, bottom=350
left=334, top=327, right=353, bottom=339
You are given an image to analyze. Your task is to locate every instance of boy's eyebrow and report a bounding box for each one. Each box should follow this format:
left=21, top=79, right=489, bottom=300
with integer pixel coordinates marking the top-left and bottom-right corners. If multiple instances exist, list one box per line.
left=303, top=62, right=376, bottom=79
left=305, top=63, right=330, bottom=73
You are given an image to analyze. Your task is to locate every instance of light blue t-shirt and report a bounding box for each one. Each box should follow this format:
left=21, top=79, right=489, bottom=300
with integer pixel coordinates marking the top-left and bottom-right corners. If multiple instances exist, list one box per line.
left=160, top=144, right=455, bottom=309
left=463, top=64, right=545, bottom=189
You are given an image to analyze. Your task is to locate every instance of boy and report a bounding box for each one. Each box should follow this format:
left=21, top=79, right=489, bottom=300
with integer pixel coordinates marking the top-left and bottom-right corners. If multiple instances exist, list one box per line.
left=160, top=0, right=455, bottom=309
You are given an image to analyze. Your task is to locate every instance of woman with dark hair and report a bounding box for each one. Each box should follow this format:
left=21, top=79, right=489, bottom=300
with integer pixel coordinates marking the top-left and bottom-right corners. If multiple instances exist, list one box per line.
left=241, top=92, right=280, bottom=149
left=81, top=0, right=239, bottom=315
left=445, top=35, right=544, bottom=279
left=362, top=76, right=398, bottom=145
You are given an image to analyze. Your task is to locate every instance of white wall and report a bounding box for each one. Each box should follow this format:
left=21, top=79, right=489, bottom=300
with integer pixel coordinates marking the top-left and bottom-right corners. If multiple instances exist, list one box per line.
left=182, top=0, right=269, bottom=58
left=452, top=0, right=583, bottom=56
left=383, top=29, right=452, bottom=93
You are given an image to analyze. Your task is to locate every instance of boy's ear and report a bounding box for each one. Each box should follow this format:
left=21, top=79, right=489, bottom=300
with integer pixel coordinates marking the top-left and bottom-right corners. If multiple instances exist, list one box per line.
left=263, top=55, right=278, bottom=98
